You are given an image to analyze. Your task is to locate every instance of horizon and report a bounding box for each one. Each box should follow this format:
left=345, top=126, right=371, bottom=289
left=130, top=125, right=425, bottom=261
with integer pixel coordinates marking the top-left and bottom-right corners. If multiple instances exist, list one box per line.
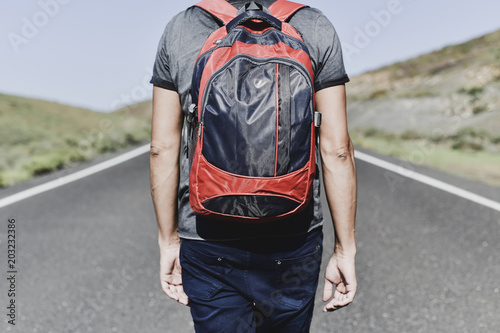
left=1, top=0, right=500, bottom=112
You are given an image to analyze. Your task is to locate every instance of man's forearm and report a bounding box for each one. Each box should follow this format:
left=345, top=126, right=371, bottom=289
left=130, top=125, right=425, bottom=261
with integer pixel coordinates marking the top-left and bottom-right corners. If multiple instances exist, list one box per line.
left=150, top=87, right=184, bottom=247
left=321, top=138, right=357, bottom=255
left=150, top=145, right=180, bottom=246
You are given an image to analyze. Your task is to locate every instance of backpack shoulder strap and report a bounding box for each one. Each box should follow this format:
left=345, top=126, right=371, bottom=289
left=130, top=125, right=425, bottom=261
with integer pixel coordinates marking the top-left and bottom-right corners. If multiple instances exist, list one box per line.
left=194, top=0, right=238, bottom=26
left=268, top=0, right=308, bottom=22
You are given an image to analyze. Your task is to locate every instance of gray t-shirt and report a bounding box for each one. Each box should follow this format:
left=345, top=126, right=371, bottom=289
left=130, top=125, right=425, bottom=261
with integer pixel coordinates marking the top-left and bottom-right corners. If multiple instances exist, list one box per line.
left=151, top=0, right=349, bottom=241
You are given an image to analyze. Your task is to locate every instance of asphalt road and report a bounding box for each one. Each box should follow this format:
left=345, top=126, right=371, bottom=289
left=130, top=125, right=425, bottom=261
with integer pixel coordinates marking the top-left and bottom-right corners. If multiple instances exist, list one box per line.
left=0, top=145, right=499, bottom=333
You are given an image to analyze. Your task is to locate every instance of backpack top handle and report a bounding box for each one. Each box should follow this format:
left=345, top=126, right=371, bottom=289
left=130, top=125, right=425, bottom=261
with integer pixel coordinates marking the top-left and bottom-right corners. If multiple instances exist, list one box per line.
left=226, top=10, right=282, bottom=32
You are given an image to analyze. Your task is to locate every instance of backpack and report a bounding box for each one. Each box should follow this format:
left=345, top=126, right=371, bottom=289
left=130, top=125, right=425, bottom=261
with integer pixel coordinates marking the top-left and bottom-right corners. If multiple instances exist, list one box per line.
left=187, top=0, right=321, bottom=222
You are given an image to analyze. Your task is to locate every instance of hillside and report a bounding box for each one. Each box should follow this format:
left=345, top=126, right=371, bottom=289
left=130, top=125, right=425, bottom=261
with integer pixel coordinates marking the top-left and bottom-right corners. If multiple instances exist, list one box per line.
left=115, top=100, right=152, bottom=117
left=347, top=29, right=500, bottom=186
left=0, top=94, right=151, bottom=187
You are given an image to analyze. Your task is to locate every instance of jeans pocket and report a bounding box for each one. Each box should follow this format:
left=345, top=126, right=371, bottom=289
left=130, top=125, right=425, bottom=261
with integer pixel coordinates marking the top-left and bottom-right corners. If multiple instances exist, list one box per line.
left=180, top=246, right=226, bottom=301
left=274, top=244, right=322, bottom=309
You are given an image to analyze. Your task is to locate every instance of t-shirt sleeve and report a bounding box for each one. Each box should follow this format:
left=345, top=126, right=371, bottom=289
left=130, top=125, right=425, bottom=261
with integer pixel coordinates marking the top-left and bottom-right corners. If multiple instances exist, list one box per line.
left=307, top=13, right=349, bottom=91
left=150, top=21, right=177, bottom=91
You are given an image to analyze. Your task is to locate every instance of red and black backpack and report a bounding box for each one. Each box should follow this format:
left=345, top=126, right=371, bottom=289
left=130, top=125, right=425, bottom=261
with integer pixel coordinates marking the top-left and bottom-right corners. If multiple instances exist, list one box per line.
left=187, top=0, right=320, bottom=222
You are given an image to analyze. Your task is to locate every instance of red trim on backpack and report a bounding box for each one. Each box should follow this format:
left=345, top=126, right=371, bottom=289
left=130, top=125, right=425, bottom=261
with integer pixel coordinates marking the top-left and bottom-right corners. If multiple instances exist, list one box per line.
left=189, top=123, right=316, bottom=222
left=268, top=0, right=308, bottom=22
left=281, top=22, right=304, bottom=41
left=274, top=63, right=279, bottom=177
left=196, top=28, right=228, bottom=61
left=195, top=0, right=238, bottom=25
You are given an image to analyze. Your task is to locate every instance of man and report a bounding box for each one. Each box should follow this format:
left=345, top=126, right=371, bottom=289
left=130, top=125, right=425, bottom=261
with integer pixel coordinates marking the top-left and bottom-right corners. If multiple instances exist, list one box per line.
left=150, top=0, right=357, bottom=331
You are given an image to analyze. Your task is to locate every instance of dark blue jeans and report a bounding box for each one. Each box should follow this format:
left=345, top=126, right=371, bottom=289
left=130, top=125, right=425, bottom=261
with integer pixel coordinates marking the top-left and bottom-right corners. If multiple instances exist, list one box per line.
left=179, top=228, right=323, bottom=333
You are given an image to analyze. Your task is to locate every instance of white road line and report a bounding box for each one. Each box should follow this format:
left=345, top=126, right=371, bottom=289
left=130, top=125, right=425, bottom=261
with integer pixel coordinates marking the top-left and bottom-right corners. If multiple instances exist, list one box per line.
left=355, top=150, right=500, bottom=213
left=1, top=147, right=499, bottom=213
left=0, top=144, right=151, bottom=209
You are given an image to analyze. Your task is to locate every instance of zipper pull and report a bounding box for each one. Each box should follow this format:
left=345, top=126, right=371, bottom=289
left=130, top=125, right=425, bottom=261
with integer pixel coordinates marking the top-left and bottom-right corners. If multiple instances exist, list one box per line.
left=314, top=111, right=322, bottom=127
left=188, top=104, right=197, bottom=123
left=198, top=122, right=203, bottom=138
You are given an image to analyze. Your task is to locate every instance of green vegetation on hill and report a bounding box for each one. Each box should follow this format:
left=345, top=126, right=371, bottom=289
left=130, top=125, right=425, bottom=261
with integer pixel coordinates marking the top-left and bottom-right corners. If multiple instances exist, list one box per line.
left=351, top=127, right=500, bottom=186
left=348, top=29, right=500, bottom=105
left=383, top=30, right=500, bottom=79
left=0, top=94, right=151, bottom=187
left=347, top=29, right=500, bottom=187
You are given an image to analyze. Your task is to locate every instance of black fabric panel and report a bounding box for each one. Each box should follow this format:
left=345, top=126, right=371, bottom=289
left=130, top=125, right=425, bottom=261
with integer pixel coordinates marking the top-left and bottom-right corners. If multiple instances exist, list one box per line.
left=203, top=58, right=277, bottom=177
left=195, top=198, right=315, bottom=240
left=315, top=74, right=350, bottom=92
left=288, top=68, right=312, bottom=172
left=150, top=77, right=177, bottom=91
left=277, top=64, right=291, bottom=176
left=203, top=195, right=300, bottom=218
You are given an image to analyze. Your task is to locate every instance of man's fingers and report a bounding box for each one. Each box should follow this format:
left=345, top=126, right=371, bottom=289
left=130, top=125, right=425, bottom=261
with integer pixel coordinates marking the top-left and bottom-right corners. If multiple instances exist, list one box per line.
left=323, top=301, right=348, bottom=312
left=171, top=284, right=185, bottom=302
left=335, top=281, right=347, bottom=294
left=176, top=285, right=189, bottom=306
left=335, top=293, right=353, bottom=307
left=161, top=279, right=179, bottom=299
left=162, top=283, right=178, bottom=301
left=323, top=285, right=355, bottom=312
left=322, top=279, right=334, bottom=302
left=324, top=281, right=346, bottom=303
left=323, top=297, right=344, bottom=312
left=323, top=303, right=340, bottom=312
left=161, top=280, right=190, bottom=306
left=160, top=280, right=170, bottom=295
left=323, top=294, right=354, bottom=312
left=162, top=273, right=182, bottom=285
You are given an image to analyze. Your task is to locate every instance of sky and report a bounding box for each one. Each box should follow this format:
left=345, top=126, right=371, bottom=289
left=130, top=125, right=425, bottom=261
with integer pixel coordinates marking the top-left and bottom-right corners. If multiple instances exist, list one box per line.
left=1, top=0, right=500, bottom=112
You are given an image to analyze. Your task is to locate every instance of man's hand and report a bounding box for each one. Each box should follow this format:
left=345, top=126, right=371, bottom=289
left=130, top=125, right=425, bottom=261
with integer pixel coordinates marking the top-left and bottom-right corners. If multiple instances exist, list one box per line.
left=322, top=251, right=357, bottom=312
left=160, top=242, right=189, bottom=306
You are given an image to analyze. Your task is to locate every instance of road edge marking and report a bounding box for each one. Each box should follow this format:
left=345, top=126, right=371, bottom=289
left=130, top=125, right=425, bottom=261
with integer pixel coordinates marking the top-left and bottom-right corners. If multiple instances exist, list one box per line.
left=0, top=144, right=150, bottom=209
left=1, top=147, right=499, bottom=213
left=355, top=150, right=500, bottom=213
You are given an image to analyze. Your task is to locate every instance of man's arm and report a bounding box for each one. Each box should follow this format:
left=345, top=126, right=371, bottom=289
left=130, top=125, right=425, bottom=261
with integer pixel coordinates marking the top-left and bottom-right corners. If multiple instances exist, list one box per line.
left=150, top=86, right=188, bottom=305
left=316, top=85, right=357, bottom=312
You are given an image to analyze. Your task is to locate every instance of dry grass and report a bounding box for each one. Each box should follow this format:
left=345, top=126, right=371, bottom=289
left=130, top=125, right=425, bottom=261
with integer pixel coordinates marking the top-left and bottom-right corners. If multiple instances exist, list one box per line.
left=0, top=94, right=151, bottom=187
